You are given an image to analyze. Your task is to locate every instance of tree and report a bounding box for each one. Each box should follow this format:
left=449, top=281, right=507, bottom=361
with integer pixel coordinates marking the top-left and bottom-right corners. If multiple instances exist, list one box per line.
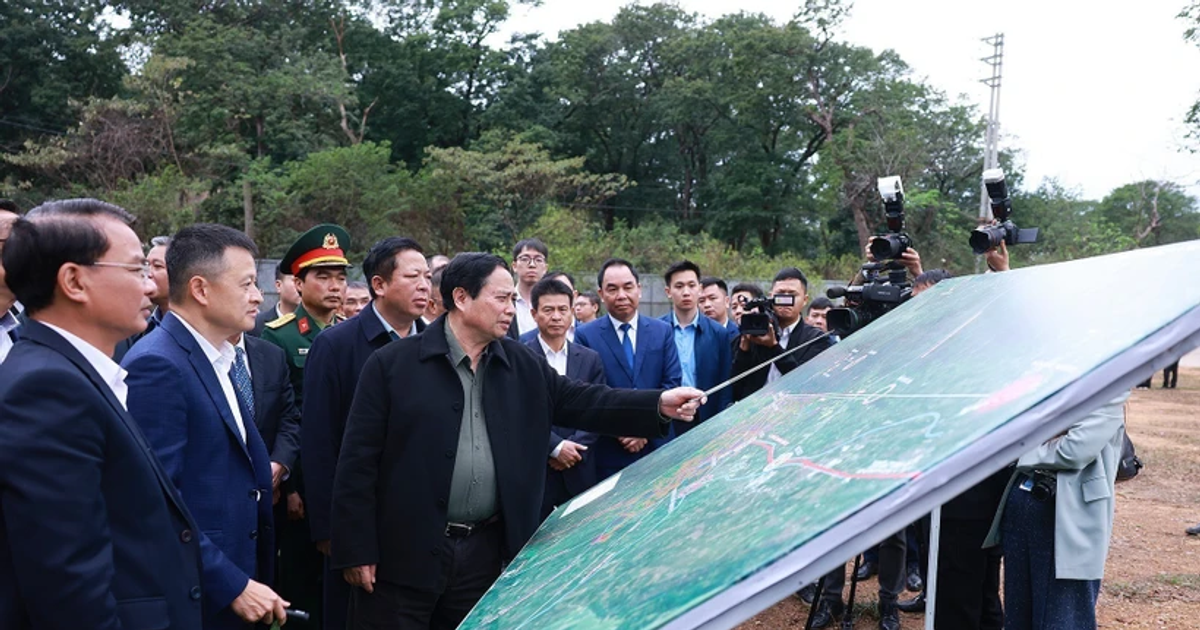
left=1096, top=180, right=1200, bottom=247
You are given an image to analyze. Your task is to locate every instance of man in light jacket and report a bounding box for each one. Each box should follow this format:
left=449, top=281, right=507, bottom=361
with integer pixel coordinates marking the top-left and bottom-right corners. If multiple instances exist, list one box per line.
left=985, top=392, right=1128, bottom=630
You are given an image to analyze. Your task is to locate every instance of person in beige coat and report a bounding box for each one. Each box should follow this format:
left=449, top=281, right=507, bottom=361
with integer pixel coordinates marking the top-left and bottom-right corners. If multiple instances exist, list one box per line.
left=984, top=392, right=1127, bottom=630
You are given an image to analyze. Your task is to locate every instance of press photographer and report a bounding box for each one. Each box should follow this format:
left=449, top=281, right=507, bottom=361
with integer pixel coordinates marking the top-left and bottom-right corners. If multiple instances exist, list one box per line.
left=731, top=268, right=833, bottom=402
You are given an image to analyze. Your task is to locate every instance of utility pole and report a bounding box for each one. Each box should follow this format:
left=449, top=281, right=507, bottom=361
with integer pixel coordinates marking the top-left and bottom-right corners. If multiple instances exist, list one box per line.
left=975, top=33, right=1004, bottom=274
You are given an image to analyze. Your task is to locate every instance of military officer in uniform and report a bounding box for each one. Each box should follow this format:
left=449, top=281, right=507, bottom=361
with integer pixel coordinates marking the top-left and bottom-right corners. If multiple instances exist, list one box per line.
left=261, top=224, right=352, bottom=405
left=260, top=223, right=351, bottom=628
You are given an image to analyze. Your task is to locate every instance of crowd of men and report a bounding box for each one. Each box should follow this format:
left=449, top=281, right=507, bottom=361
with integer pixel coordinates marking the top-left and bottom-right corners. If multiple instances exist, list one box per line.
left=0, top=198, right=1133, bottom=630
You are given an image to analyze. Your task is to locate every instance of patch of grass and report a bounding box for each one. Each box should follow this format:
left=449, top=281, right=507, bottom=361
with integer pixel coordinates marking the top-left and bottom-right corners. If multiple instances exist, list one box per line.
left=1157, top=573, right=1200, bottom=589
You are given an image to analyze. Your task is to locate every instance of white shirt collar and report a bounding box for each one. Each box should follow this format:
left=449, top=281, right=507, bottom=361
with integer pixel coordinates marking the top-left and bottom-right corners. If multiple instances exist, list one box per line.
left=537, top=334, right=569, bottom=357
left=173, top=312, right=235, bottom=369
left=609, top=312, right=638, bottom=331
left=39, top=321, right=129, bottom=408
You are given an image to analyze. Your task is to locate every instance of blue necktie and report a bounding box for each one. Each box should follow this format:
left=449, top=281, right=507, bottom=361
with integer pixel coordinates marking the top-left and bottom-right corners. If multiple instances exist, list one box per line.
left=620, top=322, right=634, bottom=372
left=388, top=330, right=400, bottom=341
left=230, top=347, right=256, bottom=426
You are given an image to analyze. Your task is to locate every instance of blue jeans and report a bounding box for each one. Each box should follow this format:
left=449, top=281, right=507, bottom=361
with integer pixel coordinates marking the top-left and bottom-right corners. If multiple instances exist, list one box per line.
left=1001, top=483, right=1101, bottom=630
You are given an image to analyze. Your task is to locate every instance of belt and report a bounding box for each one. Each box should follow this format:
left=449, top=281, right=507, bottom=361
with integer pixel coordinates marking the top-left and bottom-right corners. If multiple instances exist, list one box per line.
left=445, top=514, right=501, bottom=538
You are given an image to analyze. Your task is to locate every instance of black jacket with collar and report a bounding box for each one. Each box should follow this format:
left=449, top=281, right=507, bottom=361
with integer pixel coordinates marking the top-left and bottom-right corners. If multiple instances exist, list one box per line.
left=331, top=315, right=667, bottom=589
left=732, top=320, right=832, bottom=401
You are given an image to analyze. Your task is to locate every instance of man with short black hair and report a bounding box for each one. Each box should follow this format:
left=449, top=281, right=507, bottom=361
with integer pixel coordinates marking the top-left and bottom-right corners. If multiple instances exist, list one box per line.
left=122, top=223, right=288, bottom=629
left=342, top=280, right=371, bottom=319
left=424, top=266, right=446, bottom=325
left=732, top=268, right=832, bottom=402
left=729, top=282, right=764, bottom=327
left=303, top=236, right=430, bottom=630
left=699, top=276, right=737, bottom=336
left=113, top=234, right=172, bottom=362
left=510, top=238, right=548, bottom=337
left=253, top=263, right=302, bottom=337
left=0, top=199, right=204, bottom=630
left=574, top=291, right=601, bottom=324
left=662, top=261, right=733, bottom=431
left=522, top=270, right=577, bottom=343
left=576, top=258, right=683, bottom=479
left=524, top=277, right=606, bottom=517
left=332, top=252, right=704, bottom=629
left=806, top=296, right=834, bottom=333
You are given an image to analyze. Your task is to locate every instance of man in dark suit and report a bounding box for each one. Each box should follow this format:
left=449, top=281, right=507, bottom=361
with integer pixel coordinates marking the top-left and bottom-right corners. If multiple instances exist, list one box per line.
left=303, top=236, right=430, bottom=630
left=522, top=277, right=607, bottom=517
left=698, top=276, right=738, bottom=337
left=732, top=267, right=832, bottom=402
left=123, top=224, right=288, bottom=629
left=575, top=258, right=683, bottom=480
left=331, top=253, right=705, bottom=630
left=252, top=263, right=301, bottom=337
left=113, top=235, right=172, bottom=362
left=660, top=261, right=733, bottom=432
left=235, top=333, right=302, bottom=497
left=0, top=198, right=203, bottom=629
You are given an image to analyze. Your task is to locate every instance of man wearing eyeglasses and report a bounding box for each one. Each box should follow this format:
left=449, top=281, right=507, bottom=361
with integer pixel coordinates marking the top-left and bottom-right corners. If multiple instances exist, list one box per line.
left=510, top=238, right=548, bottom=339
left=113, top=235, right=172, bottom=362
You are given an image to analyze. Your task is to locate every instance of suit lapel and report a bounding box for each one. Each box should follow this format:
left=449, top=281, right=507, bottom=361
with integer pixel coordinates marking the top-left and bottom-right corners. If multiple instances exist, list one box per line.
left=22, top=322, right=195, bottom=523
left=163, top=315, right=252, bottom=461
left=599, top=318, right=633, bottom=380
left=565, top=341, right=583, bottom=381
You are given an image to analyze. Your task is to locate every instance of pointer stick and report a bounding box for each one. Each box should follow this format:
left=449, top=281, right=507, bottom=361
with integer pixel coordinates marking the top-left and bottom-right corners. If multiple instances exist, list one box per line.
left=701, top=331, right=833, bottom=399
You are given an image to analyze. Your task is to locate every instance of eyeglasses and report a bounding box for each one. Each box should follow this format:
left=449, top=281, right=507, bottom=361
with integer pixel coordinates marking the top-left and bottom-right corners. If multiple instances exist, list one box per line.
left=89, top=260, right=151, bottom=279
left=515, top=255, right=546, bottom=267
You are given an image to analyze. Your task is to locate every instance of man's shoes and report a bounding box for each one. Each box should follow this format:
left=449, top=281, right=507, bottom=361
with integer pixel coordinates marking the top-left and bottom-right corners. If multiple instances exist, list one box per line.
left=1186, top=523, right=1200, bottom=536
left=878, top=600, right=901, bottom=630
left=897, top=592, right=926, bottom=613
left=905, top=567, right=924, bottom=593
left=807, top=599, right=844, bottom=629
left=796, top=582, right=818, bottom=604
left=854, top=560, right=878, bottom=581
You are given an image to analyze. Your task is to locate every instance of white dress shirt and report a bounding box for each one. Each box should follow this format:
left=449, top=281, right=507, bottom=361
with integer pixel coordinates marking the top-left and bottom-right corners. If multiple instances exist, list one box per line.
left=40, top=321, right=129, bottom=408
left=609, top=312, right=638, bottom=353
left=766, top=320, right=800, bottom=384
left=174, top=314, right=247, bottom=443
left=0, top=306, right=19, bottom=364
left=514, top=290, right=537, bottom=337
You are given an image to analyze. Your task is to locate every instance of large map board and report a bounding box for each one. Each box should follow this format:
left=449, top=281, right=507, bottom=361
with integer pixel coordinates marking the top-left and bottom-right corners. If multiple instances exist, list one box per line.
left=460, top=240, right=1200, bottom=630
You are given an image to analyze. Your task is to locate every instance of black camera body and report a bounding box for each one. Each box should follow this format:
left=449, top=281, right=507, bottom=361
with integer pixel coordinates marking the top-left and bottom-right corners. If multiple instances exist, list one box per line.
left=1029, top=471, right=1056, bottom=503
left=826, top=176, right=914, bottom=337
left=739, top=294, right=796, bottom=337
left=969, top=168, right=1039, bottom=255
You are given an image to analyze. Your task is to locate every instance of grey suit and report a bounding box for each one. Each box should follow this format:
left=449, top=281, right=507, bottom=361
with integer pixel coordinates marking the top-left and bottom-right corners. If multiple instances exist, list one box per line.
left=985, top=392, right=1127, bottom=581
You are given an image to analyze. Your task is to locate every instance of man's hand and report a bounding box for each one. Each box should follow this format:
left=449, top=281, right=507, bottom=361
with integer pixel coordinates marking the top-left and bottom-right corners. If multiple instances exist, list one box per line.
left=618, top=437, right=648, bottom=453
left=286, top=492, right=305, bottom=521
left=551, top=440, right=586, bottom=469
left=659, top=387, right=707, bottom=422
left=985, top=240, right=1010, bottom=272
left=230, top=579, right=289, bottom=625
left=344, top=564, right=377, bottom=593
left=897, top=247, right=923, bottom=277
left=741, top=325, right=777, bottom=350
left=315, top=539, right=331, bottom=557
left=270, top=462, right=286, bottom=491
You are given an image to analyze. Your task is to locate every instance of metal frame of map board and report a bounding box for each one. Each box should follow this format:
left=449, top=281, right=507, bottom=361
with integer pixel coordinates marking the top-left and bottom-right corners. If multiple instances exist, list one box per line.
left=666, top=302, right=1200, bottom=630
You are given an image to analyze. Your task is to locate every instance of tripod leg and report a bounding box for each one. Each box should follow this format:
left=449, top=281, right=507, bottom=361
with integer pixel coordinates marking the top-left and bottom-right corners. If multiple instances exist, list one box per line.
left=803, top=578, right=827, bottom=630
left=842, top=554, right=862, bottom=630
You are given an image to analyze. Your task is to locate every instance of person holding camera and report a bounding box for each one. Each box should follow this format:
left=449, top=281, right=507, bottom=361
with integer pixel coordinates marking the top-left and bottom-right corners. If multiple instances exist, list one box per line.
left=984, top=394, right=1127, bottom=630
left=731, top=268, right=832, bottom=402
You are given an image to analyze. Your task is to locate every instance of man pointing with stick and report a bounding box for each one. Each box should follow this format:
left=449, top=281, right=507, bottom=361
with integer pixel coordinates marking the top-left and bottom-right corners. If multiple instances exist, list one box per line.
left=331, top=253, right=705, bottom=630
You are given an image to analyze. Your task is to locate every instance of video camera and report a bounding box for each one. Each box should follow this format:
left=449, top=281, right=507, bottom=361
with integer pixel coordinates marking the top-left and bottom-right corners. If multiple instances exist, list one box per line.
left=826, top=176, right=914, bottom=337
left=739, top=294, right=796, bottom=337
left=969, top=168, right=1039, bottom=254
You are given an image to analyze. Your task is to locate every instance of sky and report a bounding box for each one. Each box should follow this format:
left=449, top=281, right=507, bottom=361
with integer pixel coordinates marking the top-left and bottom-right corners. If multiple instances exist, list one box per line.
left=497, top=0, right=1200, bottom=201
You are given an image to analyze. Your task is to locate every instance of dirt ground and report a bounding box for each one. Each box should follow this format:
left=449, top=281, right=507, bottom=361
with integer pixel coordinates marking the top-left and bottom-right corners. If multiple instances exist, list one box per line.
left=738, top=367, right=1200, bottom=629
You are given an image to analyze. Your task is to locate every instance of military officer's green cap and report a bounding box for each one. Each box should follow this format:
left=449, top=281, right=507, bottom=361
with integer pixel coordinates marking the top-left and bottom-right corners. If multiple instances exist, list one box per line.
left=280, top=224, right=352, bottom=276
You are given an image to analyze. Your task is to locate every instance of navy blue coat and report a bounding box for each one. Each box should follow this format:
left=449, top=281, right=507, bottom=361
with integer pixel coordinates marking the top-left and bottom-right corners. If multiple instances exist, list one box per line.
left=0, top=321, right=203, bottom=630
left=521, top=335, right=606, bottom=508
left=302, top=306, right=424, bottom=544
left=123, top=313, right=275, bottom=629
left=659, top=312, right=733, bottom=431
left=574, top=314, right=682, bottom=479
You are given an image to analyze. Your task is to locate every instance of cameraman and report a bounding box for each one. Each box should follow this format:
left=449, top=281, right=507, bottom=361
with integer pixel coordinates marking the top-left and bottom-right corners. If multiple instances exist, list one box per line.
left=731, top=268, right=832, bottom=402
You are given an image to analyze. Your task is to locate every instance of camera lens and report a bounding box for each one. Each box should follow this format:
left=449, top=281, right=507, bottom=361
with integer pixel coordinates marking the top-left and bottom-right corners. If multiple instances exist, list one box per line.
left=869, top=235, right=905, bottom=260
left=969, top=225, right=1005, bottom=255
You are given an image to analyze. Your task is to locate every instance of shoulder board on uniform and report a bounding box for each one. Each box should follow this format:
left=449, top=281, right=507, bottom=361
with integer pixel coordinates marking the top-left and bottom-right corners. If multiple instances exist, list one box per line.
left=265, top=312, right=296, bottom=329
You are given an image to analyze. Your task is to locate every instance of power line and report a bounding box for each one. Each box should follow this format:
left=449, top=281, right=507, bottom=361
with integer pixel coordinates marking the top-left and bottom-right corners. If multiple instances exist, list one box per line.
left=0, top=118, right=66, bottom=135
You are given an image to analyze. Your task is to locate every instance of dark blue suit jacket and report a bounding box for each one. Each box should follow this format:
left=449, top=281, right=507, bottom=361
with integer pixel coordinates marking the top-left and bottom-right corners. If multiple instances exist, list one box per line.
left=522, top=335, right=606, bottom=502
left=123, top=313, right=274, bottom=629
left=659, top=312, right=733, bottom=431
left=303, top=306, right=425, bottom=544
left=0, top=321, right=202, bottom=630
left=574, top=314, right=681, bottom=478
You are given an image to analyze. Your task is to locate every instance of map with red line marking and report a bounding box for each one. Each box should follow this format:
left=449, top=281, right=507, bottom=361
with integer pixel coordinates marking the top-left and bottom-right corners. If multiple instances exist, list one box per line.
left=461, top=241, right=1200, bottom=630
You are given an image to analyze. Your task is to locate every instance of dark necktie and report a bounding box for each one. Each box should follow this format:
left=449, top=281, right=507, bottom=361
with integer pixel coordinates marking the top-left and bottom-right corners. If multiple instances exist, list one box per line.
left=388, top=330, right=400, bottom=341
left=619, top=322, right=634, bottom=371
left=230, top=347, right=255, bottom=431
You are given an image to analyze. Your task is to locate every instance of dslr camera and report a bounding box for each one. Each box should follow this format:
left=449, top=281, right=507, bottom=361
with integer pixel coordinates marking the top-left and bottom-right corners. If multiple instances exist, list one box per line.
left=826, top=176, right=914, bottom=337
left=739, top=294, right=796, bottom=337
left=969, top=168, right=1039, bottom=254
